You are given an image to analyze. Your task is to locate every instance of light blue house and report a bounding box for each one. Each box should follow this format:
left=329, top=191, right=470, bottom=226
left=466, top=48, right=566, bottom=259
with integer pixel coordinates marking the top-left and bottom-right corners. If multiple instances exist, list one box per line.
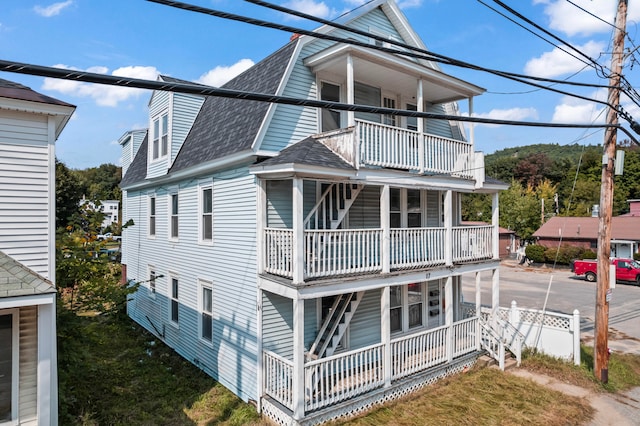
left=120, top=1, right=513, bottom=424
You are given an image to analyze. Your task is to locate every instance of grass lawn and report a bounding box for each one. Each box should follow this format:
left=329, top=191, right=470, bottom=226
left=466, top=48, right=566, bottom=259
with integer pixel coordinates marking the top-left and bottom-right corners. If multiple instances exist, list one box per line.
left=59, top=312, right=640, bottom=425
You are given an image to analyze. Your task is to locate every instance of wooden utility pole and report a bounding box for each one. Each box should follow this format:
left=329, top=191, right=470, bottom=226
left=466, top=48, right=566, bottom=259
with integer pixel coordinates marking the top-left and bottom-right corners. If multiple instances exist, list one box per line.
left=594, top=0, right=627, bottom=383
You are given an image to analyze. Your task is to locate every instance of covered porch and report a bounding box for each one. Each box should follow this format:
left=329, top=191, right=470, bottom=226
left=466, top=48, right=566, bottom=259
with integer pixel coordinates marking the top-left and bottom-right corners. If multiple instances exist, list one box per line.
left=257, top=265, right=505, bottom=424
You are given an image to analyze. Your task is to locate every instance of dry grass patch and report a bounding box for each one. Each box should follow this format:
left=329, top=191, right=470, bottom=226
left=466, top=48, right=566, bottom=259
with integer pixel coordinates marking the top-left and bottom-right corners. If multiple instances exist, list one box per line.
left=340, top=368, right=593, bottom=426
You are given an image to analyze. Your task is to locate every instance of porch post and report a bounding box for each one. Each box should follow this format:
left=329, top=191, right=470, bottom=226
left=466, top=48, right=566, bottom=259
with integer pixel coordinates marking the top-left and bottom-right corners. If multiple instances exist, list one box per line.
left=475, top=271, right=482, bottom=351
left=256, top=288, right=263, bottom=413
left=381, top=184, right=390, bottom=274
left=468, top=97, right=475, bottom=150
left=347, top=54, right=355, bottom=127
left=492, top=192, right=500, bottom=260
left=293, top=178, right=304, bottom=284
left=417, top=79, right=425, bottom=173
left=381, top=286, right=391, bottom=387
left=257, top=179, right=267, bottom=275
left=293, top=296, right=305, bottom=420
left=445, top=276, right=453, bottom=362
left=444, top=190, right=453, bottom=266
left=491, top=268, right=500, bottom=324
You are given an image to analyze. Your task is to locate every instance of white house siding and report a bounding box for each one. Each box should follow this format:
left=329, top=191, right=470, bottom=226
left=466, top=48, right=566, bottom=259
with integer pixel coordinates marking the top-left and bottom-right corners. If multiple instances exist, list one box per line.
left=170, top=94, right=204, bottom=165
left=120, top=138, right=131, bottom=175
left=262, top=291, right=293, bottom=359
left=0, top=110, right=51, bottom=279
left=126, top=166, right=259, bottom=402
left=146, top=90, right=171, bottom=179
left=266, top=180, right=293, bottom=229
left=19, top=306, right=37, bottom=425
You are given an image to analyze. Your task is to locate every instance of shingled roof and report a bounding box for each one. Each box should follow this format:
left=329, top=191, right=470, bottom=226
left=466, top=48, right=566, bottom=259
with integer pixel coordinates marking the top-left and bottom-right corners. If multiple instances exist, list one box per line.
left=256, top=136, right=355, bottom=170
left=0, top=77, right=74, bottom=107
left=120, top=132, right=148, bottom=187
left=533, top=216, right=640, bottom=241
left=0, top=251, right=55, bottom=299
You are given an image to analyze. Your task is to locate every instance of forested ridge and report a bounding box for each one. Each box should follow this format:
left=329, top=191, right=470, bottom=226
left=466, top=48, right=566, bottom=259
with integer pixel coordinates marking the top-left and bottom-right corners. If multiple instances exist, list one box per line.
left=462, top=141, right=640, bottom=239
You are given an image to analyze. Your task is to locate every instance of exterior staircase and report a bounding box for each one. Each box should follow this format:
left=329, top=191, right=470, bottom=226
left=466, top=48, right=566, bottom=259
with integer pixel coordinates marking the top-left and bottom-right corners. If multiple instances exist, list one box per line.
left=307, top=291, right=365, bottom=361
left=304, top=182, right=364, bottom=230
left=479, top=316, right=523, bottom=371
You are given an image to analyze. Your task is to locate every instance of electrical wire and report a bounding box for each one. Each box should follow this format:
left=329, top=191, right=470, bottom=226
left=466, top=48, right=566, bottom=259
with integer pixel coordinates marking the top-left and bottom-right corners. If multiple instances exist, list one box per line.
left=1, top=58, right=638, bottom=144
left=564, top=0, right=619, bottom=30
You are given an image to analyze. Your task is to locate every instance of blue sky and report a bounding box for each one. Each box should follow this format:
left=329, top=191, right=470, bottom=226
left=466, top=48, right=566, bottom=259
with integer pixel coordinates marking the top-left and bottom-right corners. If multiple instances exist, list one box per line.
left=2, top=0, right=640, bottom=169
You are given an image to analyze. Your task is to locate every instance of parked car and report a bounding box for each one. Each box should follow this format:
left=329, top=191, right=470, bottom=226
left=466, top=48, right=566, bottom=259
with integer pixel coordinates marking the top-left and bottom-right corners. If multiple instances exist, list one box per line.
left=572, top=258, right=640, bottom=285
left=97, top=232, right=121, bottom=241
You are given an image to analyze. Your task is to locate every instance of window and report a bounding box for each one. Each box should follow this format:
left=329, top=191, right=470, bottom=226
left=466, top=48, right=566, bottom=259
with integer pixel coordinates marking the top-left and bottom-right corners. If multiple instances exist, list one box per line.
left=383, top=96, right=396, bottom=126
left=408, top=283, right=423, bottom=328
left=389, top=188, right=423, bottom=228
left=390, top=285, right=402, bottom=333
left=321, top=82, right=341, bottom=132
left=170, top=276, right=179, bottom=324
left=200, top=281, right=213, bottom=342
left=390, top=282, right=426, bottom=334
left=149, top=196, right=156, bottom=237
left=406, top=103, right=418, bottom=131
left=149, top=268, right=157, bottom=295
left=170, top=193, right=179, bottom=239
left=151, top=113, right=169, bottom=160
left=201, top=187, right=213, bottom=242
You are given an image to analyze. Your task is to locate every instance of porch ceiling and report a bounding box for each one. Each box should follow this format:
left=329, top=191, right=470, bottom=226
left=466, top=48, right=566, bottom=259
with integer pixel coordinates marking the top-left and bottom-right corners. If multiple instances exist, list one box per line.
left=304, top=44, right=485, bottom=104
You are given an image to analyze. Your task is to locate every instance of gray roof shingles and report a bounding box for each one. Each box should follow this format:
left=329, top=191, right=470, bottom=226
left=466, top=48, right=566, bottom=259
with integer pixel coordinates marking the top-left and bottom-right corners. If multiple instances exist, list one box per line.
left=121, top=41, right=297, bottom=187
left=0, top=77, right=75, bottom=107
left=257, top=136, right=354, bottom=170
left=0, top=251, right=55, bottom=298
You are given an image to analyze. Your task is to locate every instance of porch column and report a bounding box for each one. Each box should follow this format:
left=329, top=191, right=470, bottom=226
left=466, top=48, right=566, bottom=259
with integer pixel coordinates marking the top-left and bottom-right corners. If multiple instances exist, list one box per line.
left=256, top=288, right=263, bottom=413
left=445, top=276, right=453, bottom=362
left=475, top=271, right=482, bottom=350
left=292, top=178, right=304, bottom=284
left=444, top=190, right=453, bottom=266
left=292, top=296, right=305, bottom=420
left=381, top=286, right=391, bottom=387
left=347, top=54, right=355, bottom=127
left=492, top=192, right=500, bottom=260
left=38, top=297, right=57, bottom=425
left=381, top=184, right=390, bottom=274
left=491, top=268, right=500, bottom=324
left=257, top=179, right=267, bottom=275
left=417, top=79, right=425, bottom=173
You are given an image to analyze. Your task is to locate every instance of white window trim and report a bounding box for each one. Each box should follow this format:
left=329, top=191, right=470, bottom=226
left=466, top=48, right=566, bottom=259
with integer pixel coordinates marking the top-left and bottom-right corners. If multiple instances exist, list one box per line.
left=198, top=279, right=214, bottom=346
left=148, top=265, right=158, bottom=299
left=198, top=182, right=214, bottom=245
left=0, top=309, right=19, bottom=425
left=390, top=282, right=428, bottom=337
left=168, top=190, right=179, bottom=242
left=168, top=272, right=179, bottom=328
left=148, top=194, right=157, bottom=239
left=390, top=188, right=426, bottom=228
left=318, top=79, right=343, bottom=133
left=150, top=110, right=170, bottom=163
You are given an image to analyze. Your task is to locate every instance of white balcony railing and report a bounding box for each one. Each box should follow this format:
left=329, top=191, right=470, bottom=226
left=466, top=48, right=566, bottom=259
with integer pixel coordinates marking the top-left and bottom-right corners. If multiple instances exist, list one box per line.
left=263, top=318, right=480, bottom=413
left=357, top=120, right=474, bottom=178
left=264, top=225, right=494, bottom=281
left=452, top=225, right=493, bottom=262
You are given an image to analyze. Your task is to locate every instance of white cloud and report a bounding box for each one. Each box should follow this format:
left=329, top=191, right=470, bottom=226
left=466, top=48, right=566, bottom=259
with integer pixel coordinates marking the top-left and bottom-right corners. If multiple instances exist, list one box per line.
left=42, top=64, right=159, bottom=107
left=34, top=1, right=73, bottom=17
left=397, top=0, right=422, bottom=8
left=523, top=40, right=605, bottom=78
left=551, top=90, right=607, bottom=124
left=196, top=59, right=255, bottom=87
left=282, top=0, right=334, bottom=19
left=473, top=107, right=538, bottom=127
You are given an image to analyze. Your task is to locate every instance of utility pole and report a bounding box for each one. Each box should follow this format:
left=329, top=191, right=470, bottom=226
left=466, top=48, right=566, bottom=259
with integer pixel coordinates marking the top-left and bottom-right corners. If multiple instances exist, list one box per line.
left=594, top=0, right=627, bottom=383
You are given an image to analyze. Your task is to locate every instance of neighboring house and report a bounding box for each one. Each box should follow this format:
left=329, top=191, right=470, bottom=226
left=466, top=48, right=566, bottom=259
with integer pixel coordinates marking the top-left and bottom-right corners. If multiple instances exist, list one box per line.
left=533, top=215, right=640, bottom=258
left=120, top=1, right=509, bottom=424
left=80, top=197, right=120, bottom=229
left=0, top=78, right=75, bottom=425
left=619, top=199, right=640, bottom=217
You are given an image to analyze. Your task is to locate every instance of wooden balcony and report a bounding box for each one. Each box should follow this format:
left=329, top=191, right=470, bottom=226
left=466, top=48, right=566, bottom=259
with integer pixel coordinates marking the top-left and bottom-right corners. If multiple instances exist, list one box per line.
left=316, top=119, right=479, bottom=179
left=263, top=225, right=495, bottom=282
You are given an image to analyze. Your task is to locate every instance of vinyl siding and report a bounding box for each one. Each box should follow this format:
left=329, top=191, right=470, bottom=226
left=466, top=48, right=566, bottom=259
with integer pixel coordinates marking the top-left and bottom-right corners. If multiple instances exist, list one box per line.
left=0, top=110, right=51, bottom=278
left=426, top=190, right=441, bottom=226
left=262, top=291, right=293, bottom=359
left=348, top=290, right=381, bottom=349
left=170, top=93, right=205, bottom=164
left=147, top=91, right=170, bottom=179
left=120, top=138, right=131, bottom=175
left=348, top=185, right=381, bottom=228
left=425, top=103, right=455, bottom=139
left=126, top=165, right=259, bottom=402
left=19, top=306, right=37, bottom=425
left=266, top=180, right=292, bottom=228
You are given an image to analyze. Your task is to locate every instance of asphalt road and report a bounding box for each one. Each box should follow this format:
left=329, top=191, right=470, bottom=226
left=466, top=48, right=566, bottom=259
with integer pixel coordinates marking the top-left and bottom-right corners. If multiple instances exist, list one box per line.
left=461, top=260, right=640, bottom=343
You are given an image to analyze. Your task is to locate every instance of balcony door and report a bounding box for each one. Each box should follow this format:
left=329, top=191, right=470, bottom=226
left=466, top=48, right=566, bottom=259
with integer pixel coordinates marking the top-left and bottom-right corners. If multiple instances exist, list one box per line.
left=321, top=81, right=341, bottom=132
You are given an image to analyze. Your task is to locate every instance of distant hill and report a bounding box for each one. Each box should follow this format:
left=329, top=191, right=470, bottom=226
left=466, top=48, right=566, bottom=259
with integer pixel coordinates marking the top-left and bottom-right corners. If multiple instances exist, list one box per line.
left=485, top=143, right=601, bottom=166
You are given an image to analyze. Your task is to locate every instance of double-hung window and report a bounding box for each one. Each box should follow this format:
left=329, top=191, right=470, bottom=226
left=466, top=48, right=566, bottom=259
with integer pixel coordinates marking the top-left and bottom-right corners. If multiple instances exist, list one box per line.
left=151, top=112, right=169, bottom=160
left=201, top=187, right=213, bottom=243
left=200, top=280, right=213, bottom=342
left=149, top=268, right=157, bottom=295
left=390, top=282, right=426, bottom=334
left=149, top=196, right=156, bottom=237
left=170, top=193, right=179, bottom=239
left=170, top=276, right=179, bottom=324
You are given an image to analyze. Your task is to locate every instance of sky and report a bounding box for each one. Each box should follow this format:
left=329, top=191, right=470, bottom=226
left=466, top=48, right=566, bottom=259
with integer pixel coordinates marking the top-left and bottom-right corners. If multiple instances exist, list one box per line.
left=2, top=0, right=640, bottom=169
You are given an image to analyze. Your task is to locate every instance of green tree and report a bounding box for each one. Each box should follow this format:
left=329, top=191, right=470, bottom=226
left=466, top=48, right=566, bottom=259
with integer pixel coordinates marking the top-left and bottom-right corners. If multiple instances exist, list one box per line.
left=499, top=180, right=540, bottom=240
left=55, top=159, right=83, bottom=228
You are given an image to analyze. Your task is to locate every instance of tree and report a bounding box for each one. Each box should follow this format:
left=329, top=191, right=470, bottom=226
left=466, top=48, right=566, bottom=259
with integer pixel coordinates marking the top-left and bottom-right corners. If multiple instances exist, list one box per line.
left=55, top=159, right=83, bottom=228
left=499, top=180, right=540, bottom=240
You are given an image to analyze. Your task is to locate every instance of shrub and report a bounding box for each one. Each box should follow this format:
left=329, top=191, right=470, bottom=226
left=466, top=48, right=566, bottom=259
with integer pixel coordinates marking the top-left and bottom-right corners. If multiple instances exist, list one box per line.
left=582, top=249, right=597, bottom=259
left=543, top=245, right=586, bottom=265
left=634, top=252, right=640, bottom=261
left=525, top=244, right=546, bottom=263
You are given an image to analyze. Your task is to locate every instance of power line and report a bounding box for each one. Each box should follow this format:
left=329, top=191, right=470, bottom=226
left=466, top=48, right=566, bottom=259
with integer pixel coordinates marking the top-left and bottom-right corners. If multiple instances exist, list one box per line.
left=564, top=0, right=618, bottom=30
left=147, top=0, right=621, bottom=113
left=1, top=58, right=638, bottom=144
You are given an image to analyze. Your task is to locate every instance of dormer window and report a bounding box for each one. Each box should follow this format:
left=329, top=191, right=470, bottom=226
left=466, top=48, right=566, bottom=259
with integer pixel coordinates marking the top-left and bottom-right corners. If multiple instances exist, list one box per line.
left=152, top=112, right=169, bottom=160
